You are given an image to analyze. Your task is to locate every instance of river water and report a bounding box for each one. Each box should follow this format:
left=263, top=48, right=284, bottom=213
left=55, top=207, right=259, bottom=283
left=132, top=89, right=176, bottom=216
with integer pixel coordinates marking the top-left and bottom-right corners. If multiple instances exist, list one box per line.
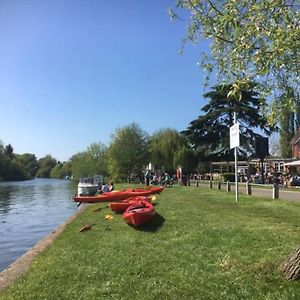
left=0, top=178, right=78, bottom=272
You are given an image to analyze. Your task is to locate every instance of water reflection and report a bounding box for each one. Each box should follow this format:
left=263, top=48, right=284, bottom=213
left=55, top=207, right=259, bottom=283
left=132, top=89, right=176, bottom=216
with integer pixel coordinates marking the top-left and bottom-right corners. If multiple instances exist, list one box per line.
left=0, top=178, right=78, bottom=272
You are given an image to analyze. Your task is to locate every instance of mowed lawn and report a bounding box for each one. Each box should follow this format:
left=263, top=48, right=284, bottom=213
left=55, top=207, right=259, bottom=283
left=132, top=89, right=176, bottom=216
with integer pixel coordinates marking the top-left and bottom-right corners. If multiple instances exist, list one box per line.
left=1, top=186, right=300, bottom=299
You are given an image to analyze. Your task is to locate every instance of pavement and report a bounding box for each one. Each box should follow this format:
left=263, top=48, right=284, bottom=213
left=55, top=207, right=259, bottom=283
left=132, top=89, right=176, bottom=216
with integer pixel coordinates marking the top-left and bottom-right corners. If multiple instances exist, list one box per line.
left=194, top=181, right=300, bottom=202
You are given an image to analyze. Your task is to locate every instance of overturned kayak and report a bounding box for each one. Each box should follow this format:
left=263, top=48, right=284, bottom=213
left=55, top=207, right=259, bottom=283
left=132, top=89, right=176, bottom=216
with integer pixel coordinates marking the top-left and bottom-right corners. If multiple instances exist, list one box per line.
left=73, top=189, right=153, bottom=203
left=110, top=196, right=152, bottom=213
left=123, top=200, right=155, bottom=227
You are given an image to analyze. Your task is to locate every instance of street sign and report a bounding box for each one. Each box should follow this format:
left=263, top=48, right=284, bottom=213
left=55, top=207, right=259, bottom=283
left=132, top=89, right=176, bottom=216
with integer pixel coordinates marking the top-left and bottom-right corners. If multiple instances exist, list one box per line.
left=230, top=123, right=240, bottom=149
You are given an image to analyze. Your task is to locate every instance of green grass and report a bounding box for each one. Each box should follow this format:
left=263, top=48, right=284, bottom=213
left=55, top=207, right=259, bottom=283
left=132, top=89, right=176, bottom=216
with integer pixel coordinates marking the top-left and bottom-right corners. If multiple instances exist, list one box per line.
left=1, top=185, right=300, bottom=299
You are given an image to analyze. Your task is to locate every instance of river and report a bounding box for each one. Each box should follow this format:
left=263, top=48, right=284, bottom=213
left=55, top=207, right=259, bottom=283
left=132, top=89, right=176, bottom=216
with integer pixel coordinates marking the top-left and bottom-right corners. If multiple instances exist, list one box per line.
left=0, top=178, right=78, bottom=272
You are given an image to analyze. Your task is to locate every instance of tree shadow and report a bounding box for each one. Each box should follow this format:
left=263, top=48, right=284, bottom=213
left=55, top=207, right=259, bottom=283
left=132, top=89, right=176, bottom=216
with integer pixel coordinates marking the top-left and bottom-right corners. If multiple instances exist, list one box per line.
left=131, top=212, right=165, bottom=232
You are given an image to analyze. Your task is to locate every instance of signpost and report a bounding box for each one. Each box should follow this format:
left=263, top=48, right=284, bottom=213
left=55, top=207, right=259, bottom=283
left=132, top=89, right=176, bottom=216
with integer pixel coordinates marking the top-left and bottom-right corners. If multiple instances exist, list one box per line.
left=230, top=113, right=240, bottom=202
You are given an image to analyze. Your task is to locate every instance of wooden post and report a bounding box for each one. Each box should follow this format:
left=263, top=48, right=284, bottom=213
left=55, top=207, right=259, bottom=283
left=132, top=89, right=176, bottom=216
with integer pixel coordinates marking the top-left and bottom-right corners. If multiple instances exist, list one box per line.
left=246, top=181, right=252, bottom=195
left=227, top=181, right=231, bottom=192
left=273, top=183, right=279, bottom=199
left=196, top=180, right=199, bottom=187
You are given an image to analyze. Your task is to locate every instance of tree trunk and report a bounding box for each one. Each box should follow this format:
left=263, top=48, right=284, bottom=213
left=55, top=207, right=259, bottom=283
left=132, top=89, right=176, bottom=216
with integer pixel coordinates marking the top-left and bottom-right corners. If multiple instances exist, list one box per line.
left=280, top=246, right=300, bottom=280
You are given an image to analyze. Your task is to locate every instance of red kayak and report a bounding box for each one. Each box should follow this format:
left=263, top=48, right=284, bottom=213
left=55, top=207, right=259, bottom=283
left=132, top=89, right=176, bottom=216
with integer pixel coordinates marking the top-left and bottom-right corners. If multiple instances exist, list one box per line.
left=110, top=196, right=152, bottom=213
left=73, top=189, right=153, bottom=203
left=123, top=200, right=155, bottom=226
left=127, top=186, right=164, bottom=194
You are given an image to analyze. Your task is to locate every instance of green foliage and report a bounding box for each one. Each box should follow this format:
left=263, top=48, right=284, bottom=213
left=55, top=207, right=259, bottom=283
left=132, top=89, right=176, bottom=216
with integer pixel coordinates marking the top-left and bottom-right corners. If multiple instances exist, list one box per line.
left=172, top=0, right=300, bottom=122
left=173, top=145, right=197, bottom=174
left=108, top=123, right=149, bottom=182
left=0, top=143, right=37, bottom=181
left=36, top=155, right=57, bottom=178
left=15, top=153, right=39, bottom=178
left=182, top=83, right=275, bottom=161
left=149, top=128, right=188, bottom=173
left=50, top=162, right=72, bottom=179
left=70, top=142, right=108, bottom=180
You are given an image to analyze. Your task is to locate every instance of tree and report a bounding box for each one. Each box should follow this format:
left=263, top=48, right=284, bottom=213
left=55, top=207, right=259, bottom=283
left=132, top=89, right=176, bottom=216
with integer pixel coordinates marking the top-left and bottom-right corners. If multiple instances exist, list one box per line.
left=108, top=123, right=149, bottom=182
left=50, top=161, right=72, bottom=179
left=15, top=153, right=39, bottom=178
left=171, top=0, right=300, bottom=119
left=149, top=128, right=193, bottom=173
left=4, top=144, right=14, bottom=158
left=182, top=83, right=274, bottom=161
left=36, top=155, right=57, bottom=178
left=70, top=142, right=109, bottom=180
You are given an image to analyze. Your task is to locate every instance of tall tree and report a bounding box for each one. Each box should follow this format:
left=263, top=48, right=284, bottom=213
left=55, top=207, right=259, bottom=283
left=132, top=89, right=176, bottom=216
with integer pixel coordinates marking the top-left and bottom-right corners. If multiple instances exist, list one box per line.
left=36, top=155, right=57, bottom=178
left=171, top=0, right=300, bottom=119
left=70, top=142, right=108, bottom=180
left=182, top=83, right=274, bottom=161
left=108, top=123, right=149, bottom=182
left=149, top=128, right=193, bottom=173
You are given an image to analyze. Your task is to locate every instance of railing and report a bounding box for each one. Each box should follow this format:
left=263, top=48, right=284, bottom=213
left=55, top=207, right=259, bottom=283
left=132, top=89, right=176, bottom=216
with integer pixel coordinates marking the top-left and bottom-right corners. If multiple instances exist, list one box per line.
left=189, top=179, right=280, bottom=199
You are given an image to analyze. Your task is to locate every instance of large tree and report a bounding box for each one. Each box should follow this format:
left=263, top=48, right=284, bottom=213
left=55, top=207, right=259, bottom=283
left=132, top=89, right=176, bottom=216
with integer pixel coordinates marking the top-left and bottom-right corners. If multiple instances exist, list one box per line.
left=70, top=142, right=108, bottom=180
left=171, top=0, right=300, bottom=120
left=182, top=83, right=274, bottom=161
left=108, top=123, right=149, bottom=182
left=149, top=128, right=196, bottom=173
left=36, top=155, right=57, bottom=178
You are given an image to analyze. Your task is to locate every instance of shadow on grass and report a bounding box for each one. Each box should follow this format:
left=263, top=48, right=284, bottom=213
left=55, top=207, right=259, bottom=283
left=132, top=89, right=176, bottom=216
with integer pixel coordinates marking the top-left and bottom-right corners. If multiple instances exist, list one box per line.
left=131, top=212, right=165, bottom=232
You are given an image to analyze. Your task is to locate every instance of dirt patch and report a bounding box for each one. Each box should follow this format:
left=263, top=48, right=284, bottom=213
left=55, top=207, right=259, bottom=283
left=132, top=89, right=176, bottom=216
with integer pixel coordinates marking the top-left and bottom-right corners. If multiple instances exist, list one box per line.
left=0, top=205, right=87, bottom=291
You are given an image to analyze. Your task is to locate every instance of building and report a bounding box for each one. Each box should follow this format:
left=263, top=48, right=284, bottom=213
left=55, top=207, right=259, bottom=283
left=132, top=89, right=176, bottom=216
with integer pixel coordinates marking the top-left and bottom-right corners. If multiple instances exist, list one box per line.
left=290, top=127, right=300, bottom=158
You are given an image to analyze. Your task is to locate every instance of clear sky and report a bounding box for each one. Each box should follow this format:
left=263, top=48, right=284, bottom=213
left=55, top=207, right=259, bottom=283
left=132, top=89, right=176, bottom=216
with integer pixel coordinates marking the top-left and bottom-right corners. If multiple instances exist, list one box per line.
left=0, top=0, right=210, bottom=161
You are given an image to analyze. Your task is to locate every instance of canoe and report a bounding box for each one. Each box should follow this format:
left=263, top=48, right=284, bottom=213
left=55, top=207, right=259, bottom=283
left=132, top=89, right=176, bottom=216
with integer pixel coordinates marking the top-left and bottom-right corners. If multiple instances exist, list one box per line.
left=123, top=200, right=155, bottom=226
left=72, top=189, right=153, bottom=203
left=110, top=196, right=152, bottom=213
left=126, top=186, right=164, bottom=194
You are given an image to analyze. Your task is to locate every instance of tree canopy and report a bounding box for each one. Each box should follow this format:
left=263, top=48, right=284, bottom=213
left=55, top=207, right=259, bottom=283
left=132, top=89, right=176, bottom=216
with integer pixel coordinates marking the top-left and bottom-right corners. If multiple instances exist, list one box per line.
left=182, top=83, right=274, bottom=161
left=149, top=128, right=195, bottom=173
left=108, top=123, right=149, bottom=182
left=171, top=0, right=300, bottom=119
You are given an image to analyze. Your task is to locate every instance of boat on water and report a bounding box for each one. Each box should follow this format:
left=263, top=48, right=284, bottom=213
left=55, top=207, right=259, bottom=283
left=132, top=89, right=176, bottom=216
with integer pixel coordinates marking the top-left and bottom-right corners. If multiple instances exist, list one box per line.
left=123, top=200, right=155, bottom=226
left=110, top=196, right=152, bottom=213
left=77, top=175, right=103, bottom=196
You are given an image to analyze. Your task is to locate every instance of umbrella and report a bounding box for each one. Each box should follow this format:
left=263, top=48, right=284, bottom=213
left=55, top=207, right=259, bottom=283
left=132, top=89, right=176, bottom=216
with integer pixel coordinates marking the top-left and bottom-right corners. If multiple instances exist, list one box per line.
left=283, top=160, right=300, bottom=166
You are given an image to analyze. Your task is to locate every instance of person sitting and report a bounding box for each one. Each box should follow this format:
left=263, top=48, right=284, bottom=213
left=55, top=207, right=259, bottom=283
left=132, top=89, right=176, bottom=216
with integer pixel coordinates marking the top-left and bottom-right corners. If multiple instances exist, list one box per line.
left=101, top=183, right=110, bottom=193
left=109, top=182, right=114, bottom=192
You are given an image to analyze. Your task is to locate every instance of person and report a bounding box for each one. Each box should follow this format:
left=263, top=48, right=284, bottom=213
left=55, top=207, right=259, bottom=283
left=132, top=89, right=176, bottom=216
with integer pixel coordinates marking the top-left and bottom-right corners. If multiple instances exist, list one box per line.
left=101, top=182, right=110, bottom=193
left=109, top=182, right=114, bottom=192
left=145, top=170, right=151, bottom=186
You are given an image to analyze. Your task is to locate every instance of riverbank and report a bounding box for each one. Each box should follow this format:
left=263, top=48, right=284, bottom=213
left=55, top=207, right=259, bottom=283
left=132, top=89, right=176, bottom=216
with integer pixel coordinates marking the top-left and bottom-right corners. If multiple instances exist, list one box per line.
left=1, top=186, right=300, bottom=299
left=0, top=205, right=87, bottom=291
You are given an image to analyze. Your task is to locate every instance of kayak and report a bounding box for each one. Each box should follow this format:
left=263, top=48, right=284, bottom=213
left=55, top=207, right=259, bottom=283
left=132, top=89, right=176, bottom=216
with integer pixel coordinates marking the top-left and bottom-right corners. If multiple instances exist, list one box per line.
left=110, top=196, right=152, bottom=213
left=123, top=200, right=155, bottom=226
left=127, top=186, right=164, bottom=194
left=72, top=189, right=153, bottom=203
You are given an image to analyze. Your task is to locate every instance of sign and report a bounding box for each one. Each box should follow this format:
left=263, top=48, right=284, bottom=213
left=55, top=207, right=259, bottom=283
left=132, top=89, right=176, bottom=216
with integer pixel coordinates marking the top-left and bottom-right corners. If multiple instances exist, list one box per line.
left=230, top=123, right=240, bottom=149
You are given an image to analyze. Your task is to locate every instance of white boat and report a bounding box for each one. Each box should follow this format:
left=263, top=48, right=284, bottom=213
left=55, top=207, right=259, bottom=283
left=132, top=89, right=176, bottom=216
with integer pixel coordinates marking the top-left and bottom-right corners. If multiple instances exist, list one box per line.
left=77, top=175, right=103, bottom=196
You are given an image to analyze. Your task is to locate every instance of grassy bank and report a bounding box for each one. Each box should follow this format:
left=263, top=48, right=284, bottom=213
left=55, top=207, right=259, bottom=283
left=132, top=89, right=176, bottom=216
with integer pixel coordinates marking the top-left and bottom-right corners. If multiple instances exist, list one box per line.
left=1, top=186, right=300, bottom=299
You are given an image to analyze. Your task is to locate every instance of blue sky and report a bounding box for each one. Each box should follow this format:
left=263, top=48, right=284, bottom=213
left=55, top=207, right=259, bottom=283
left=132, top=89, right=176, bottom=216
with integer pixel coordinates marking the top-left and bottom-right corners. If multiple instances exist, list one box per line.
left=0, top=0, right=210, bottom=161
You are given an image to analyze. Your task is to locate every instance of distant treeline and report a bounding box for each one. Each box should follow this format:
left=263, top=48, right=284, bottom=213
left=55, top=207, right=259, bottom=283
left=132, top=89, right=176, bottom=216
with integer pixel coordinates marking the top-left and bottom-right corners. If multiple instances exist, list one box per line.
left=0, top=124, right=199, bottom=182
left=0, top=143, right=67, bottom=181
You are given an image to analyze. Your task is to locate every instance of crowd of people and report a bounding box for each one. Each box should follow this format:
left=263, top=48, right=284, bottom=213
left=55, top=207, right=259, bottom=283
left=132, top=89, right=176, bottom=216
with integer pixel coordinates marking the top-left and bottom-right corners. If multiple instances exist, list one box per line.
left=144, top=170, right=175, bottom=186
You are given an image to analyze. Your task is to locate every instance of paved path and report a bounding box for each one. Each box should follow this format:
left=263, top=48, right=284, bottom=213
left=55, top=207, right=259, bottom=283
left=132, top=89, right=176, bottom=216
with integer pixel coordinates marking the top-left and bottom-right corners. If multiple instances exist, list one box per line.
left=194, top=182, right=300, bottom=202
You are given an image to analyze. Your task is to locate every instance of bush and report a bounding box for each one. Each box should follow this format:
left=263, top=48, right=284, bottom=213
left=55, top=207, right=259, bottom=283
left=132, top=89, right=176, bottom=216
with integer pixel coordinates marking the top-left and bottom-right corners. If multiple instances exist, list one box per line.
left=222, top=173, right=235, bottom=182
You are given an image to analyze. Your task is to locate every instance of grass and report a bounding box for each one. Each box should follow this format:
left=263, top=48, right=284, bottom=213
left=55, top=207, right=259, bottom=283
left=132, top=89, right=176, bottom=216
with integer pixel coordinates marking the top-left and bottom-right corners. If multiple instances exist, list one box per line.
left=1, top=185, right=300, bottom=299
